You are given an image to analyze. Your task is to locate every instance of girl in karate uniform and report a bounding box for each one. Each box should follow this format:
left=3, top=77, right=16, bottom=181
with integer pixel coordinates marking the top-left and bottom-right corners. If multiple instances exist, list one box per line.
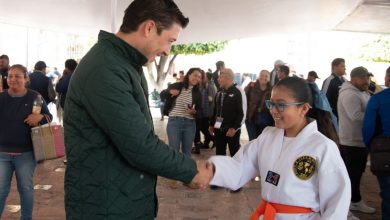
left=208, top=77, right=350, bottom=220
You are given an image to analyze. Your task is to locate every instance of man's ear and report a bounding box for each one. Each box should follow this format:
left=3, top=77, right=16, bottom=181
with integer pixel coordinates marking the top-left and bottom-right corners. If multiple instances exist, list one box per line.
left=142, top=20, right=156, bottom=37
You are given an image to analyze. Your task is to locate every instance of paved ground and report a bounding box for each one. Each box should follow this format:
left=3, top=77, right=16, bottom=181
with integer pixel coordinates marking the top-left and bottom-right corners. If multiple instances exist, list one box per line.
left=2, top=109, right=383, bottom=219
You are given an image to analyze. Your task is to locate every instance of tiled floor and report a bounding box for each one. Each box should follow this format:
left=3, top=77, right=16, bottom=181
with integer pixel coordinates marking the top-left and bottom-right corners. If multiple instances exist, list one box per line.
left=2, top=113, right=383, bottom=220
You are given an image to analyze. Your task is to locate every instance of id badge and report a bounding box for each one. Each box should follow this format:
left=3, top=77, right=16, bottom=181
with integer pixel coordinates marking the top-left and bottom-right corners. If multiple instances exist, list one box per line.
left=214, top=117, right=223, bottom=129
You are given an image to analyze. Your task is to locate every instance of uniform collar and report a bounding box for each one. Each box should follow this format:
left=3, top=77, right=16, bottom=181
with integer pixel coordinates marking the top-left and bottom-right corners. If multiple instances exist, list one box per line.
left=295, top=120, right=318, bottom=139
left=276, top=119, right=318, bottom=139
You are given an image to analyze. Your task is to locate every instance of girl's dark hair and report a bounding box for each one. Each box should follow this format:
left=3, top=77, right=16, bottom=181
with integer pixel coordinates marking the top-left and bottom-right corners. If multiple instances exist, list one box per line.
left=275, top=77, right=339, bottom=144
left=183, top=67, right=201, bottom=91
left=275, top=77, right=312, bottom=105
left=120, top=0, right=189, bottom=34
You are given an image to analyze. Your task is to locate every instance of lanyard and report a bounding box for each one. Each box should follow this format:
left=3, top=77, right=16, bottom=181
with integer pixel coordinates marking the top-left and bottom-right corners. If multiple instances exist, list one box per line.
left=218, top=90, right=226, bottom=117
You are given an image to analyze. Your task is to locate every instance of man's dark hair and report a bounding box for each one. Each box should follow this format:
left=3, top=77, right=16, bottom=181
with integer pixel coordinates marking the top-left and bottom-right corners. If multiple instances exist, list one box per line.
left=120, top=0, right=189, bottom=34
left=0, top=54, right=9, bottom=60
left=65, top=59, right=78, bottom=72
left=331, top=58, right=345, bottom=69
left=34, top=61, right=47, bottom=71
left=216, top=61, right=225, bottom=69
left=386, top=66, right=390, bottom=77
left=279, top=65, right=290, bottom=76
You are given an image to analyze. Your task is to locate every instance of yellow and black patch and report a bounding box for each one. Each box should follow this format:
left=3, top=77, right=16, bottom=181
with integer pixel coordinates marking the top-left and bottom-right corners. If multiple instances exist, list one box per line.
left=293, top=155, right=317, bottom=180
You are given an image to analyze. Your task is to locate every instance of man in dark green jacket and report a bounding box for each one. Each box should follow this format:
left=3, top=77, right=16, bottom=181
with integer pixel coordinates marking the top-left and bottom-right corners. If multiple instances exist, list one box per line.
left=64, top=0, right=212, bottom=219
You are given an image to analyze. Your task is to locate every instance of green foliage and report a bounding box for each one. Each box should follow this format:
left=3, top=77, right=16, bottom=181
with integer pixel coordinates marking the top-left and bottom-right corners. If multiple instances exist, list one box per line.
left=151, top=89, right=159, bottom=100
left=171, top=41, right=228, bottom=55
left=359, top=35, right=390, bottom=63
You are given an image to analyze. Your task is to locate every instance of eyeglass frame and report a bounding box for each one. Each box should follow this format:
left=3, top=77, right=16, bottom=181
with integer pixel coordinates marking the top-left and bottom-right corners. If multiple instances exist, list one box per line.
left=265, top=100, right=305, bottom=112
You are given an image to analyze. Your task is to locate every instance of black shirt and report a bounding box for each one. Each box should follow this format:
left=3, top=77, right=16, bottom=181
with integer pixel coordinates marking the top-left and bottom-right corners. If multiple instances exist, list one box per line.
left=322, top=74, right=345, bottom=118
left=210, top=84, right=244, bottom=130
left=1, top=70, right=8, bottom=90
left=0, top=90, right=52, bottom=153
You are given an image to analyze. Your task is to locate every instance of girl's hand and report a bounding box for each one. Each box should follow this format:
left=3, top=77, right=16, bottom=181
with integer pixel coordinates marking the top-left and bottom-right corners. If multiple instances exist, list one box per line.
left=186, top=107, right=197, bottom=115
left=170, top=89, right=180, bottom=96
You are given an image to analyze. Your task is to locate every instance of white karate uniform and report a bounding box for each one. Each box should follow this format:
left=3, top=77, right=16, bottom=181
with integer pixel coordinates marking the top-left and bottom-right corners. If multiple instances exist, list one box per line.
left=209, top=121, right=350, bottom=220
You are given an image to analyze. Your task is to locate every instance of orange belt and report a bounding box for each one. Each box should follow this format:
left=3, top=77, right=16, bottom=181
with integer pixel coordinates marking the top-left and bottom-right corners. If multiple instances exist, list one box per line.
left=250, top=199, right=312, bottom=220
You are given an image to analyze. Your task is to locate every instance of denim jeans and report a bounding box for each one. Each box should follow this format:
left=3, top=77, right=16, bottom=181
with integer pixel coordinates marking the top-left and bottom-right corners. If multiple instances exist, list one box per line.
left=167, top=117, right=196, bottom=157
left=0, top=151, right=36, bottom=220
left=377, top=175, right=390, bottom=220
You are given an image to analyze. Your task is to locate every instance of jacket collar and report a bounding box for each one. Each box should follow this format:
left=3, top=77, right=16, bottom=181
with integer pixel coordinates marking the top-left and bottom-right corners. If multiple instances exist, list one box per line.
left=331, top=73, right=345, bottom=81
left=221, top=83, right=236, bottom=92
left=98, top=30, right=148, bottom=69
left=33, top=70, right=46, bottom=76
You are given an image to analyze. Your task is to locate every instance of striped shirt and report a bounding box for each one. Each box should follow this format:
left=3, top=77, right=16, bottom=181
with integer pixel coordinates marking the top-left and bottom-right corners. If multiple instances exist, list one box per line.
left=169, top=87, right=194, bottom=119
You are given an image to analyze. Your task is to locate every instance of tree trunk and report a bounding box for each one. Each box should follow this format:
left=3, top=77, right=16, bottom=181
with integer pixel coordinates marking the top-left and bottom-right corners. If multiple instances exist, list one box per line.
left=146, top=54, right=179, bottom=91
left=164, top=54, right=178, bottom=78
left=156, top=55, right=168, bottom=86
left=146, top=63, right=158, bottom=89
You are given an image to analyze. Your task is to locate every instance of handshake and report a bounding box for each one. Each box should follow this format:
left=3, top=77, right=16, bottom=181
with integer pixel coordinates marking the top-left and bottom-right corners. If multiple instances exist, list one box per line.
left=190, top=160, right=215, bottom=190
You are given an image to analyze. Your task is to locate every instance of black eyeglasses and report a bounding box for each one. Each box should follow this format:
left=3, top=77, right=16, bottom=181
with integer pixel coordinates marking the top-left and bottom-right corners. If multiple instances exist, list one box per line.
left=265, top=100, right=304, bottom=112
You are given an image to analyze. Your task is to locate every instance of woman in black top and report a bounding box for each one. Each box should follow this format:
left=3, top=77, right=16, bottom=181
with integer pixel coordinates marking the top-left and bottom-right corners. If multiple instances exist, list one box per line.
left=161, top=68, right=202, bottom=188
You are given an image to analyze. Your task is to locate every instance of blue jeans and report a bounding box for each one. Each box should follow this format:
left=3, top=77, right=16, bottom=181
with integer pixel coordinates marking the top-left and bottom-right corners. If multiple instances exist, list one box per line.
left=377, top=176, right=390, bottom=220
left=167, top=117, right=196, bottom=157
left=0, top=151, right=36, bottom=220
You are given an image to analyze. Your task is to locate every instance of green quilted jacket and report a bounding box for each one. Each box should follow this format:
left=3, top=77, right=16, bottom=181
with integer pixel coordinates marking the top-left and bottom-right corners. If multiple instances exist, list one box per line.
left=64, top=31, right=197, bottom=220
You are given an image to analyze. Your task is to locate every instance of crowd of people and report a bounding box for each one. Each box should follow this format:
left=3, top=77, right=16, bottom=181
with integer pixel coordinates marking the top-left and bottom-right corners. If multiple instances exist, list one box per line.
left=160, top=56, right=389, bottom=220
left=0, top=0, right=389, bottom=219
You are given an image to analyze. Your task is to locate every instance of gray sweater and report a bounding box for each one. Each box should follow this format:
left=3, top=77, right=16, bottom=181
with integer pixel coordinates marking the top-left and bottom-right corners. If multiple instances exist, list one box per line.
left=337, top=82, right=370, bottom=147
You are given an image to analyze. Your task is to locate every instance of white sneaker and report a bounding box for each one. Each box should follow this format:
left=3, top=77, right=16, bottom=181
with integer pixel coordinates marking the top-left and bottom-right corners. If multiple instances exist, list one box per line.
left=350, top=200, right=376, bottom=214
left=347, top=211, right=360, bottom=220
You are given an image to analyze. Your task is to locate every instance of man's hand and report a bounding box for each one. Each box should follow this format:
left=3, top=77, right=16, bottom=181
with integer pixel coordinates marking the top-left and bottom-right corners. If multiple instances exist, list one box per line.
left=208, top=126, right=214, bottom=136
left=226, top=128, right=236, bottom=137
left=191, top=160, right=213, bottom=190
left=24, top=114, right=44, bottom=127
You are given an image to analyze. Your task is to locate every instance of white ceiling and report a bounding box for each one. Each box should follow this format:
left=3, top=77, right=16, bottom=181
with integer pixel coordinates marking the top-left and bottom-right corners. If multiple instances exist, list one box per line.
left=0, top=0, right=389, bottom=44
left=334, top=0, right=390, bottom=34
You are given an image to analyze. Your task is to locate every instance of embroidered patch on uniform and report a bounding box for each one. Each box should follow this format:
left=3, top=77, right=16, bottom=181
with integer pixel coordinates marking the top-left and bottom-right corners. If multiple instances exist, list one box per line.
left=265, top=170, right=280, bottom=186
left=293, top=155, right=317, bottom=180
